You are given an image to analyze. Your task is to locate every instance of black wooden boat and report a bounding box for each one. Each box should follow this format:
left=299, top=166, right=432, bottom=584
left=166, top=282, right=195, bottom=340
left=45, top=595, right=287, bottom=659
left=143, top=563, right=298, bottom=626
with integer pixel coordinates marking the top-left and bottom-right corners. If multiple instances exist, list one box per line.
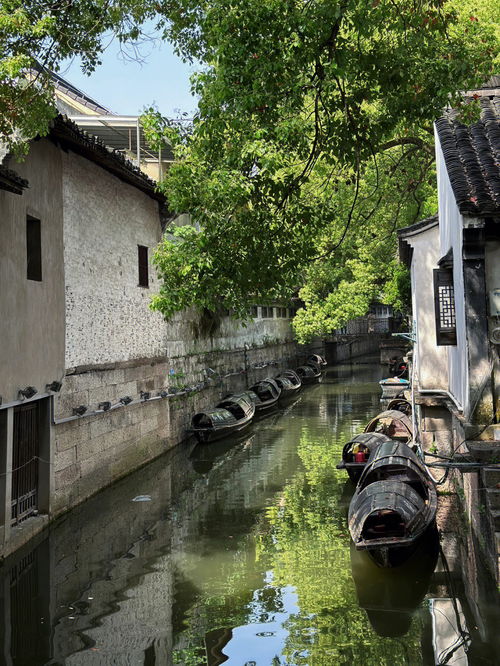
left=295, top=363, right=321, bottom=384
left=364, top=409, right=413, bottom=444
left=274, top=373, right=301, bottom=401
left=348, top=440, right=437, bottom=567
left=248, top=378, right=281, bottom=412
left=386, top=398, right=412, bottom=415
left=336, top=432, right=393, bottom=482
left=191, top=393, right=255, bottom=443
left=281, top=369, right=302, bottom=388
left=307, top=353, right=327, bottom=367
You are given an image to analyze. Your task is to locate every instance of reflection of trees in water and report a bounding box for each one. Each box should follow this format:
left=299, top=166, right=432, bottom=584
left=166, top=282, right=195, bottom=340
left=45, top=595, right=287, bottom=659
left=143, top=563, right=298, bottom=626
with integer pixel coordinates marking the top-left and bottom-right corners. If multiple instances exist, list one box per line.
left=172, top=379, right=427, bottom=663
left=262, top=429, right=425, bottom=665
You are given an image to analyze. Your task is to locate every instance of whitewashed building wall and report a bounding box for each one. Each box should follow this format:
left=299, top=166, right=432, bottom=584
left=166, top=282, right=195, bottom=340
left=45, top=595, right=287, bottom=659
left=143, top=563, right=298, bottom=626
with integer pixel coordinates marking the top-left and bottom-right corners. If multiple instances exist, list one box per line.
left=404, top=221, right=449, bottom=391
left=435, top=131, right=468, bottom=413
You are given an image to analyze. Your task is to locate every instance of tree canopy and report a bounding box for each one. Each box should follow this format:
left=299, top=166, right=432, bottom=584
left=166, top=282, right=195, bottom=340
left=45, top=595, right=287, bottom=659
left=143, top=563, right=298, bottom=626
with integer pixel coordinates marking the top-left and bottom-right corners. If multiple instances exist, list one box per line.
left=0, top=0, right=157, bottom=152
left=1, top=0, right=498, bottom=339
left=146, top=0, right=498, bottom=339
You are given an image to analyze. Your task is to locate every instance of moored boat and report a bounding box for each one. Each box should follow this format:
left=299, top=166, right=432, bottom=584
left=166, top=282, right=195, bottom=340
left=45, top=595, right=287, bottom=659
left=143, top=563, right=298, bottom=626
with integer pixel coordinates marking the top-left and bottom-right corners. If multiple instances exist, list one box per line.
left=348, top=440, right=437, bottom=567
left=281, top=369, right=302, bottom=389
left=191, top=393, right=255, bottom=443
left=274, top=373, right=301, bottom=401
left=248, top=378, right=281, bottom=412
left=307, top=353, right=327, bottom=367
left=386, top=398, right=412, bottom=415
left=336, top=432, right=392, bottom=482
left=296, top=363, right=321, bottom=384
left=379, top=377, right=410, bottom=398
left=364, top=409, right=413, bottom=444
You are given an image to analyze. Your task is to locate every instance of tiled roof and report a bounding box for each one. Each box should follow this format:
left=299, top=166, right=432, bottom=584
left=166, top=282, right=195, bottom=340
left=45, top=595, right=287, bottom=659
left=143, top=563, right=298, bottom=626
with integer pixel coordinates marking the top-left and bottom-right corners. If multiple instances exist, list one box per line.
left=49, top=115, right=166, bottom=203
left=0, top=165, right=29, bottom=195
left=435, top=96, right=500, bottom=217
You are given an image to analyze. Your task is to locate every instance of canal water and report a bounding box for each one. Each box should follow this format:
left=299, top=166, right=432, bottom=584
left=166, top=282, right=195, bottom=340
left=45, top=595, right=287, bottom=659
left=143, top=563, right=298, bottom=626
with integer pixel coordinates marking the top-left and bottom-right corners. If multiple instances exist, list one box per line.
left=1, top=363, right=498, bottom=665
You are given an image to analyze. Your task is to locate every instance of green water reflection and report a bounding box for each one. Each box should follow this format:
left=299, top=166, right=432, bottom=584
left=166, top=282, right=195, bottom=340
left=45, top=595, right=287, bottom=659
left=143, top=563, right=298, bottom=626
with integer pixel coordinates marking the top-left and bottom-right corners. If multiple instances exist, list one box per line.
left=1, top=363, right=498, bottom=665
left=174, top=367, right=426, bottom=665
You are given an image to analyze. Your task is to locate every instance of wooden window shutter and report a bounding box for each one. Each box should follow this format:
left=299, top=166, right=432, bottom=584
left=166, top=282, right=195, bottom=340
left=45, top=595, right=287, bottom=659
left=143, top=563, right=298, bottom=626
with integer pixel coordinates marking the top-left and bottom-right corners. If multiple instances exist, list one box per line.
left=433, top=268, right=457, bottom=345
left=138, top=245, right=149, bottom=287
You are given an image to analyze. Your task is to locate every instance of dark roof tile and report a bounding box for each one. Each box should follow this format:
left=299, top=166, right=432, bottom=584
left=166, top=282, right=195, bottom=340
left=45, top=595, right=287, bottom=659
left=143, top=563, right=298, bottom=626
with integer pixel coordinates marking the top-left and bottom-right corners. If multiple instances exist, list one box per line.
left=435, top=96, right=500, bottom=217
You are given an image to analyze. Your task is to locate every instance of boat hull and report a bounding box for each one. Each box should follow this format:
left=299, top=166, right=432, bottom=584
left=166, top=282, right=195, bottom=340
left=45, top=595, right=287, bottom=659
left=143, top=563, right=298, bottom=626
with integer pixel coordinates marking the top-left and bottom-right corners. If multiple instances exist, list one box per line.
left=193, top=416, right=252, bottom=444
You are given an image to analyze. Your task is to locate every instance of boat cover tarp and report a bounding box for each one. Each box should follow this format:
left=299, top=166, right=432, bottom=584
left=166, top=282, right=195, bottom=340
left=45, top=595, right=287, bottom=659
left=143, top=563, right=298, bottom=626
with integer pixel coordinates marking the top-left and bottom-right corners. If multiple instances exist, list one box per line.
left=349, top=480, right=427, bottom=542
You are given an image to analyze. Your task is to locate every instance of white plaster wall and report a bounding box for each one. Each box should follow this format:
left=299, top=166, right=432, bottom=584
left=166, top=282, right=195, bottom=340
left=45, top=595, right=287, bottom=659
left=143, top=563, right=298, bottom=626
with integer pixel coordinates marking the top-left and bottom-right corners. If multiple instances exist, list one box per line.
left=435, top=129, right=468, bottom=411
left=62, top=151, right=294, bottom=369
left=62, top=151, right=167, bottom=368
left=406, top=223, right=449, bottom=390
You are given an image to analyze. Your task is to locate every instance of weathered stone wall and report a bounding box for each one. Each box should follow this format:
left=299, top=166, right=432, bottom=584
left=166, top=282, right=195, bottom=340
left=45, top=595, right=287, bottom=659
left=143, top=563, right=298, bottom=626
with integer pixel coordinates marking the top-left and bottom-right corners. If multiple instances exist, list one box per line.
left=52, top=340, right=299, bottom=517
left=62, top=149, right=166, bottom=368
left=325, top=335, right=384, bottom=364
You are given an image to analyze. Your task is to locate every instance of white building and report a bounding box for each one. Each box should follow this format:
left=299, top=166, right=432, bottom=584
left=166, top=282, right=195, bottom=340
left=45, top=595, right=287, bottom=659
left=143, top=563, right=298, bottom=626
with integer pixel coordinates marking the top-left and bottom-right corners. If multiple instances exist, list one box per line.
left=399, top=88, right=500, bottom=582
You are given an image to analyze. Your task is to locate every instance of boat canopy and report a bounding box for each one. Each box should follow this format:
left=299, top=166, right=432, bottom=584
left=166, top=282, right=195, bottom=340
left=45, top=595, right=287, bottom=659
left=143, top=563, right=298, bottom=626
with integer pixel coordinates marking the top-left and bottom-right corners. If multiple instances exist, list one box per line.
left=364, top=410, right=413, bottom=441
left=192, top=408, right=237, bottom=429
left=349, top=480, right=428, bottom=543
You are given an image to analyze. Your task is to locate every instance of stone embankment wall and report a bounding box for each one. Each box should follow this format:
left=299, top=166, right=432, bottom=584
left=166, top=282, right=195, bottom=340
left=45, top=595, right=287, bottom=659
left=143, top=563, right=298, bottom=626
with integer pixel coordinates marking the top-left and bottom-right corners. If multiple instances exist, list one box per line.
left=52, top=339, right=300, bottom=517
left=325, top=334, right=385, bottom=364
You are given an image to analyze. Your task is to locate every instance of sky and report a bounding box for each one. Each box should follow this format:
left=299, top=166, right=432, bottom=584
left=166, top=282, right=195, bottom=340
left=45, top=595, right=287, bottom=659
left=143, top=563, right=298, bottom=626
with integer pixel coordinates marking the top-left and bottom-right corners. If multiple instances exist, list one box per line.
left=60, top=31, right=199, bottom=118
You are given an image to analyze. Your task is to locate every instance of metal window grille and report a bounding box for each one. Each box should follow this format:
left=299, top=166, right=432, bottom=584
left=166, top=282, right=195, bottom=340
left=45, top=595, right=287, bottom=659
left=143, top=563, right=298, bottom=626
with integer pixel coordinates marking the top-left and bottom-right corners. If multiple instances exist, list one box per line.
left=138, top=245, right=149, bottom=287
left=433, top=268, right=457, bottom=345
left=11, top=403, right=39, bottom=525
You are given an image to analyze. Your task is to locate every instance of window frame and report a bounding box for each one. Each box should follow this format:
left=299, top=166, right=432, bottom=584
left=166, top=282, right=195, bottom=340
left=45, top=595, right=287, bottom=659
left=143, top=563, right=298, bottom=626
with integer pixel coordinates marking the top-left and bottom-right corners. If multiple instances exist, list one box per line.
left=433, top=267, right=457, bottom=346
left=26, top=215, right=42, bottom=282
left=138, top=245, right=149, bottom=288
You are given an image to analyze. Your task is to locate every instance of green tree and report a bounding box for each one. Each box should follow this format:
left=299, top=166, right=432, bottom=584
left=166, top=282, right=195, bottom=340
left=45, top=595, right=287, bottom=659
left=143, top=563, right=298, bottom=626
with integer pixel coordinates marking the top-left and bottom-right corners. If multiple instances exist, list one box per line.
left=146, top=0, right=498, bottom=335
left=0, top=0, right=157, bottom=153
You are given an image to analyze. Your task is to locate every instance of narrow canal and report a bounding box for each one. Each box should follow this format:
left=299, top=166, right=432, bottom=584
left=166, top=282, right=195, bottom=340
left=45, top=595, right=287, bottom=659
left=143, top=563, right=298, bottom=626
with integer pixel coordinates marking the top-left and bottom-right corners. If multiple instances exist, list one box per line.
left=1, top=363, right=498, bottom=665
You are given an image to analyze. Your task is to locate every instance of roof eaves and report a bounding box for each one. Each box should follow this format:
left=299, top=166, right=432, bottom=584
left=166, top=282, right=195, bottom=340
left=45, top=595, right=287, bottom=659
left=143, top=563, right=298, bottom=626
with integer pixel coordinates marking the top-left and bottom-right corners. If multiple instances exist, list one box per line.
left=0, top=165, right=29, bottom=195
left=48, top=115, right=166, bottom=203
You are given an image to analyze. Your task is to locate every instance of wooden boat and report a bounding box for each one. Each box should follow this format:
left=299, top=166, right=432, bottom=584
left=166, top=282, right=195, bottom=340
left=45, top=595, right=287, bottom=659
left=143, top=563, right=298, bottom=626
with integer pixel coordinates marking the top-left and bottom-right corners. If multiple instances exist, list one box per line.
left=281, top=369, right=302, bottom=388
left=191, top=393, right=255, bottom=443
left=364, top=409, right=413, bottom=444
left=379, top=377, right=410, bottom=398
left=348, top=440, right=437, bottom=567
left=336, top=432, right=393, bottom=482
left=386, top=398, right=412, bottom=415
left=248, top=378, right=281, bottom=412
left=274, top=373, right=301, bottom=401
left=295, top=363, right=321, bottom=384
left=307, top=353, right=327, bottom=367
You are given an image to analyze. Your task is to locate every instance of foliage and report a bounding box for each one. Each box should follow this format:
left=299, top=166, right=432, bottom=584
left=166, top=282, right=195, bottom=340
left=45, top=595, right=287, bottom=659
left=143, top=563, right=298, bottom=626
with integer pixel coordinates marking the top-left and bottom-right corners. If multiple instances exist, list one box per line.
left=146, top=0, right=498, bottom=335
left=0, top=0, right=157, bottom=153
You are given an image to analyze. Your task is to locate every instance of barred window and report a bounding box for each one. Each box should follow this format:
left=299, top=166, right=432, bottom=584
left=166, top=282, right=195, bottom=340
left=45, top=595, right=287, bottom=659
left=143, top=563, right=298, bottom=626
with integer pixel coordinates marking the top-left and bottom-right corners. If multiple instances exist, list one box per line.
left=433, top=268, right=457, bottom=345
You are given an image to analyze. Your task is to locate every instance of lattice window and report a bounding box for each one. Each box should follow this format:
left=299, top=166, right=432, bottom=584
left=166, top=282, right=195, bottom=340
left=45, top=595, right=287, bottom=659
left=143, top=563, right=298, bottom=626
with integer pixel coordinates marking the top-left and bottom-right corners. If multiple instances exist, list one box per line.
left=433, top=268, right=457, bottom=345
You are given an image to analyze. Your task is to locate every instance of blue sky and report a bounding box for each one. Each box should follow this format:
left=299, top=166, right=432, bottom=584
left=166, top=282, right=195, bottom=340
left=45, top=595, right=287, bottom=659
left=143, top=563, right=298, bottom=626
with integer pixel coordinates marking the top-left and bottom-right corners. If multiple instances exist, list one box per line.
left=60, top=32, right=199, bottom=118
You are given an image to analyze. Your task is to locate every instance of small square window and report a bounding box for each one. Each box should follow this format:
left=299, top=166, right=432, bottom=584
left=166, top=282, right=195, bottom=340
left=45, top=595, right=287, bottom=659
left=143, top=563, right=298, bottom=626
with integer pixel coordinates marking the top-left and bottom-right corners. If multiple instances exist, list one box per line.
left=26, top=216, right=42, bottom=281
left=138, top=245, right=149, bottom=287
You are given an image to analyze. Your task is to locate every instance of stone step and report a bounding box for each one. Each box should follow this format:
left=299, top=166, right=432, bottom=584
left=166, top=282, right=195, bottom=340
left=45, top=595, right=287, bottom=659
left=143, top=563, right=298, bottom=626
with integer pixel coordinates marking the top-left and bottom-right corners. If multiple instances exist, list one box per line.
left=483, top=467, right=500, bottom=488
left=486, top=489, right=500, bottom=511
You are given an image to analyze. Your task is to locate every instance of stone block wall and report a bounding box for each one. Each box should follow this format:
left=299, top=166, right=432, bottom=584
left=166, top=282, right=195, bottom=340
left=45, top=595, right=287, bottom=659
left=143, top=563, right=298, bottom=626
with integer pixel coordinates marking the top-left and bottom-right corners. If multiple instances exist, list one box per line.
left=51, top=340, right=300, bottom=517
